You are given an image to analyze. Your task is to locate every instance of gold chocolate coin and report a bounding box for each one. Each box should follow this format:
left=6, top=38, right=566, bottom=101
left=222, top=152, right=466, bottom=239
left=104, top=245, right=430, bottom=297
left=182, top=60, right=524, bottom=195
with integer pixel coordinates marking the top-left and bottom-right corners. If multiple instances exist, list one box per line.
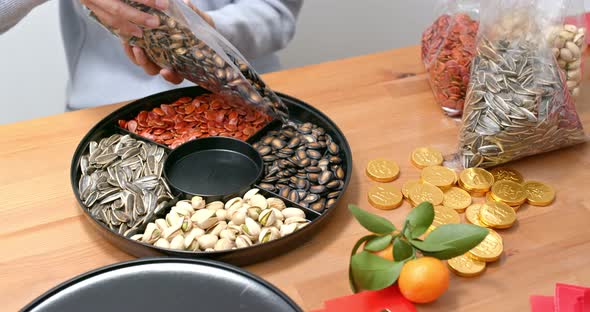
left=368, top=183, right=403, bottom=210
left=411, top=147, right=443, bottom=169
left=409, top=182, right=444, bottom=206
left=479, top=202, right=516, bottom=229
left=366, top=158, right=400, bottom=182
left=448, top=253, right=486, bottom=277
left=465, top=204, right=488, bottom=227
left=490, top=167, right=524, bottom=184
left=523, top=181, right=555, bottom=206
left=443, top=187, right=472, bottom=212
left=491, top=180, right=527, bottom=206
left=487, top=192, right=520, bottom=211
left=459, top=168, right=494, bottom=192
left=421, top=166, right=456, bottom=190
left=402, top=180, right=421, bottom=199
left=427, top=205, right=461, bottom=234
left=469, top=229, right=503, bottom=262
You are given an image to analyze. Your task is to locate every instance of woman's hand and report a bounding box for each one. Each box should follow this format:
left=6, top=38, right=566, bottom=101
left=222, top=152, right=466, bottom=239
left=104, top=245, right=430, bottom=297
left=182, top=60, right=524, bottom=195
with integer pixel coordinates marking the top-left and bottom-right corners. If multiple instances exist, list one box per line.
left=120, top=0, right=215, bottom=85
left=81, top=0, right=169, bottom=38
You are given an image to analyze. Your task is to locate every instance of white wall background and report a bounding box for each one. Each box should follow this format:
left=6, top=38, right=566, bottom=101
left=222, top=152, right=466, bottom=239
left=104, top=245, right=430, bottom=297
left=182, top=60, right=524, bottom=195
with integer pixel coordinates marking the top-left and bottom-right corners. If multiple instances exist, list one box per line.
left=0, top=0, right=587, bottom=124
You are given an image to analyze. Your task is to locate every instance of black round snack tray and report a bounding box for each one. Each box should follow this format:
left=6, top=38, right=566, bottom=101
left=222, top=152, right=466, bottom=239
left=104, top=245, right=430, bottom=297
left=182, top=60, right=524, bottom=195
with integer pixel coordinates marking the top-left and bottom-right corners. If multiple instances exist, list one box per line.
left=21, top=257, right=303, bottom=312
left=70, top=86, right=352, bottom=266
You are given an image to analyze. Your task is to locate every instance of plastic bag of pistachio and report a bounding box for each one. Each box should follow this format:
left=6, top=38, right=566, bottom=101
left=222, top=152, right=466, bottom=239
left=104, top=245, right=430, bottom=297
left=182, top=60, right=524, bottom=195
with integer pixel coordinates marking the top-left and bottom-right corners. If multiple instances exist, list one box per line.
left=421, top=0, right=480, bottom=116
left=87, top=0, right=288, bottom=122
left=548, top=0, right=587, bottom=99
left=457, top=0, right=587, bottom=168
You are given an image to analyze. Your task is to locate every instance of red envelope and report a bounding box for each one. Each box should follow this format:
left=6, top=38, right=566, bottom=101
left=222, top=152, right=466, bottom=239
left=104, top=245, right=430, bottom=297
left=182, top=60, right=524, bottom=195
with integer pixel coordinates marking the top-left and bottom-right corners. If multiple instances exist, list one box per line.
left=530, top=295, right=555, bottom=312
left=324, top=286, right=416, bottom=312
left=555, top=283, right=590, bottom=312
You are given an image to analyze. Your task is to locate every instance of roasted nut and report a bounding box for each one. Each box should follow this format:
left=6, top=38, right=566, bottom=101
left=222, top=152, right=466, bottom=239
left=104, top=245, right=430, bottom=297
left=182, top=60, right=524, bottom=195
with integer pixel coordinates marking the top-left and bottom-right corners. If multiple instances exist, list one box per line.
left=184, top=228, right=205, bottom=249
left=206, top=201, right=224, bottom=211
left=166, top=211, right=181, bottom=227
left=259, top=227, right=280, bottom=243
left=180, top=216, right=192, bottom=232
left=241, top=217, right=261, bottom=239
left=197, top=234, right=218, bottom=250
left=280, top=223, right=298, bottom=237
left=285, top=216, right=308, bottom=225
left=175, top=200, right=194, bottom=214
left=219, top=229, right=237, bottom=241
left=231, top=211, right=247, bottom=225
left=224, top=197, right=243, bottom=210
left=191, top=196, right=206, bottom=209
left=266, top=197, right=286, bottom=210
left=247, top=207, right=262, bottom=220
left=215, top=209, right=228, bottom=221
left=214, top=238, right=234, bottom=251
left=249, top=194, right=268, bottom=210
left=154, top=238, right=170, bottom=249
left=191, top=209, right=217, bottom=229
left=258, top=209, right=276, bottom=227
left=243, top=189, right=260, bottom=202
left=207, top=221, right=227, bottom=236
left=142, top=223, right=161, bottom=244
left=162, top=222, right=182, bottom=240
left=170, top=235, right=185, bottom=250
left=281, top=207, right=305, bottom=219
left=235, top=235, right=253, bottom=248
left=131, top=234, right=143, bottom=241
left=154, top=218, right=168, bottom=232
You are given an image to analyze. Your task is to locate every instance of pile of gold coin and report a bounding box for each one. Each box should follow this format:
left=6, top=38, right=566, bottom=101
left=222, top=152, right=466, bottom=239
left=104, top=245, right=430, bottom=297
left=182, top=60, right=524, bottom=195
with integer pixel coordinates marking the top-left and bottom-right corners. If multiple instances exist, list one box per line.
left=365, top=147, right=557, bottom=278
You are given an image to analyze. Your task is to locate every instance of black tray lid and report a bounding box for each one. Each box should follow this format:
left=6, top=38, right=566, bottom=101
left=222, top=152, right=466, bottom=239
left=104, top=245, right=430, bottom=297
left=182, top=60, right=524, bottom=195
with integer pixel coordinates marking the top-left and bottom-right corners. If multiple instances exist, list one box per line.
left=22, top=258, right=302, bottom=312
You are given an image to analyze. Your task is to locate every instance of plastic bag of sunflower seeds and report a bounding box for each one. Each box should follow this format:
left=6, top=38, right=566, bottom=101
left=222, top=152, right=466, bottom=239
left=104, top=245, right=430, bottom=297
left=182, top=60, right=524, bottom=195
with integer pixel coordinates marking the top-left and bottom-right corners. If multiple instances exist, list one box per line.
left=457, top=0, right=586, bottom=169
left=87, top=0, right=288, bottom=122
left=421, top=0, right=480, bottom=116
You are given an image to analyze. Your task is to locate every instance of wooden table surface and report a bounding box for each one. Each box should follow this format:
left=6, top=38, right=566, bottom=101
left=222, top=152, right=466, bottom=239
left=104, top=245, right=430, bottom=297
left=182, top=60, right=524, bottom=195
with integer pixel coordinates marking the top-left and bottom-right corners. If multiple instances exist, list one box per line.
left=1, top=46, right=589, bottom=311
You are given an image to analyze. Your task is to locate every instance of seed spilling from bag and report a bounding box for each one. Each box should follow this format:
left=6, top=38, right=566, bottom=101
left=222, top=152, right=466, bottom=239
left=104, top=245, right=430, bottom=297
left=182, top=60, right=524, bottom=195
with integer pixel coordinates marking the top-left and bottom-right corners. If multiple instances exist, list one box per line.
left=459, top=36, right=586, bottom=168
left=119, top=93, right=270, bottom=148
left=255, top=121, right=345, bottom=211
left=422, top=13, right=479, bottom=116
left=78, top=134, right=174, bottom=237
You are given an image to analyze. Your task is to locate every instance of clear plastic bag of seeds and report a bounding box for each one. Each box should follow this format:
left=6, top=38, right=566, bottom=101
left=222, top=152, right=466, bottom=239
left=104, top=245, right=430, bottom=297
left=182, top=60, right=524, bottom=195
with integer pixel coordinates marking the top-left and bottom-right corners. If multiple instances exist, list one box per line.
left=548, top=0, right=587, bottom=99
left=457, top=0, right=587, bottom=169
left=87, top=0, right=288, bottom=122
left=421, top=0, right=480, bottom=116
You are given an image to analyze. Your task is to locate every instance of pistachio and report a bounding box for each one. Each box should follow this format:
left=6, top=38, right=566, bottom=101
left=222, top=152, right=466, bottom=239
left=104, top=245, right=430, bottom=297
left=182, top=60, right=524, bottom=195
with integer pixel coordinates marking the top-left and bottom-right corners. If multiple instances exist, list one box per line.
left=284, top=216, right=308, bottom=225
left=568, top=59, right=582, bottom=69
left=197, top=234, right=218, bottom=250
left=170, top=235, right=185, bottom=250
left=162, top=221, right=182, bottom=240
left=191, top=209, right=217, bottom=229
left=227, top=224, right=242, bottom=233
left=560, top=48, right=574, bottom=62
left=142, top=223, right=161, bottom=243
left=224, top=197, right=243, bottom=210
left=166, top=211, right=181, bottom=227
left=271, top=208, right=285, bottom=221
left=231, top=211, right=247, bottom=225
left=184, top=228, right=205, bottom=249
left=572, top=87, right=581, bottom=97
left=235, top=235, right=253, bottom=248
left=297, top=223, right=308, bottom=230
left=280, top=223, right=298, bottom=237
left=154, top=238, right=170, bottom=249
left=282, top=207, right=305, bottom=219
left=249, top=194, right=268, bottom=210
left=559, top=30, right=575, bottom=41
left=205, top=248, right=215, bottom=252
left=243, top=188, right=260, bottom=201
left=568, top=68, right=581, bottom=81
left=241, top=217, right=261, bottom=239
left=566, top=41, right=581, bottom=58
left=207, top=221, right=227, bottom=236
left=154, top=218, right=168, bottom=232
left=258, top=209, right=276, bottom=227
left=215, top=209, right=228, bottom=221
left=130, top=234, right=143, bottom=241
left=206, top=201, right=224, bottom=211
left=220, top=229, right=237, bottom=241
left=191, top=196, right=206, bottom=209
left=187, top=240, right=200, bottom=252
left=214, top=238, right=234, bottom=251
left=247, top=207, right=262, bottom=220
left=175, top=200, right=194, bottom=214
left=564, top=24, right=577, bottom=33
left=180, top=216, right=192, bottom=232
left=266, top=197, right=286, bottom=210
left=259, top=227, right=280, bottom=243
left=274, top=219, right=284, bottom=229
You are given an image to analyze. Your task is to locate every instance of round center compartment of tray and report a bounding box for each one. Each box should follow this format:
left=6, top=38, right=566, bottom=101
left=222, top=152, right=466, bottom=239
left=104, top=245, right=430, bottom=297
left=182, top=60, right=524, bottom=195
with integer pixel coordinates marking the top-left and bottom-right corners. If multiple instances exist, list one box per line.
left=164, top=137, right=263, bottom=198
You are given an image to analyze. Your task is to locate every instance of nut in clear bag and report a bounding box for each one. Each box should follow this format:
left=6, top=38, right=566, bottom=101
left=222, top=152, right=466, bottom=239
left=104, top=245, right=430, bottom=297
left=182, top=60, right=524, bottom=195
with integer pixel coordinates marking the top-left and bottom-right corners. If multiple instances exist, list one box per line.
left=458, top=0, right=587, bottom=168
left=87, top=0, right=288, bottom=122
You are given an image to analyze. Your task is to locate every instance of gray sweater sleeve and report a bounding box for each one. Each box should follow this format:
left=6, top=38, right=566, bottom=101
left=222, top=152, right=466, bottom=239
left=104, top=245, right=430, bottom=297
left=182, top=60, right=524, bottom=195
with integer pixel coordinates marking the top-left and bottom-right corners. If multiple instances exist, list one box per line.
left=206, top=0, right=303, bottom=60
left=0, top=0, right=48, bottom=34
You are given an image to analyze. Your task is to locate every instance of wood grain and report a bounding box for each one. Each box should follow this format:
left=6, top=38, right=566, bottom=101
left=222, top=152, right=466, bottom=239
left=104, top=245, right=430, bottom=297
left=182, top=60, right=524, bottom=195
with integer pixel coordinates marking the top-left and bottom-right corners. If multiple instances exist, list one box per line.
left=0, top=46, right=589, bottom=311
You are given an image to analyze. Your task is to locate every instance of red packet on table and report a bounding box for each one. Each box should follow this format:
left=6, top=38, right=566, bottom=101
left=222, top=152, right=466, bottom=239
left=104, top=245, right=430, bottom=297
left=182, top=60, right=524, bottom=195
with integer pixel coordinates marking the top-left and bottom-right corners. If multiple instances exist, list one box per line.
left=324, top=286, right=416, bottom=312
left=530, top=295, right=555, bottom=312
left=555, top=283, right=590, bottom=312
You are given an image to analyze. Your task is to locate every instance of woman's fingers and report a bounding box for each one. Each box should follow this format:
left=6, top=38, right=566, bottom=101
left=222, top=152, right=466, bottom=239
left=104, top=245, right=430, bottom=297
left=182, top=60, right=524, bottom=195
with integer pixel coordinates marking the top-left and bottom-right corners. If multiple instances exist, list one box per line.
left=88, top=0, right=160, bottom=29
left=160, top=69, right=184, bottom=84
left=86, top=2, right=143, bottom=37
left=132, top=47, right=161, bottom=75
left=122, top=43, right=139, bottom=65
